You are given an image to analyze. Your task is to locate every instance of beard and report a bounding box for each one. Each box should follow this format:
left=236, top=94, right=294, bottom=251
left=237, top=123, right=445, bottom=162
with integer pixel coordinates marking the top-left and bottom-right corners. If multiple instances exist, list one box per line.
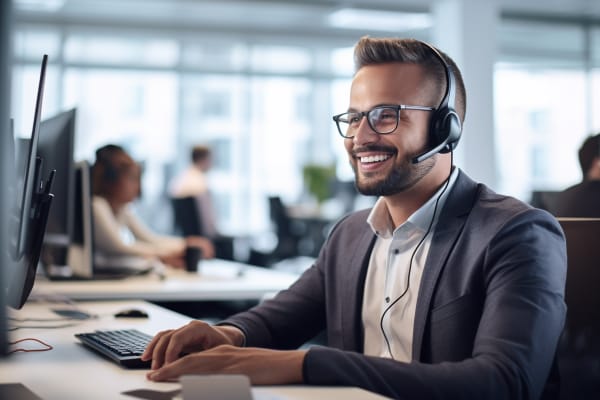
left=351, top=147, right=435, bottom=196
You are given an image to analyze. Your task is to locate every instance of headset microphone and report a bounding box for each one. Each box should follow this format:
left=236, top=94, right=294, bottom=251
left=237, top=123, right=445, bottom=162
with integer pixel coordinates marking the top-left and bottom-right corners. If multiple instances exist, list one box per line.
left=412, top=140, right=449, bottom=164
left=411, top=41, right=462, bottom=164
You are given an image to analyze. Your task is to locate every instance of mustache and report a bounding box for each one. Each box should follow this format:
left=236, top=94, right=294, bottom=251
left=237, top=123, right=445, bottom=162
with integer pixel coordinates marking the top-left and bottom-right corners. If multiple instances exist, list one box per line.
left=351, top=145, right=397, bottom=157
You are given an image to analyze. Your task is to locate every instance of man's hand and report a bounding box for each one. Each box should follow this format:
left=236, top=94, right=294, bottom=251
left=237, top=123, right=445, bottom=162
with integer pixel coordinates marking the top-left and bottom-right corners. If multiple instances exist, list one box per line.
left=141, top=321, right=245, bottom=369
left=146, top=345, right=307, bottom=385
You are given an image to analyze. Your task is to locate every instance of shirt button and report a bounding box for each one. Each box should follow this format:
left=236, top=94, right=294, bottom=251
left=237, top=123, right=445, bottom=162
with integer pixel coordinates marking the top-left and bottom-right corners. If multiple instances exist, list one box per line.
left=393, top=249, right=400, bottom=255
left=385, top=297, right=390, bottom=303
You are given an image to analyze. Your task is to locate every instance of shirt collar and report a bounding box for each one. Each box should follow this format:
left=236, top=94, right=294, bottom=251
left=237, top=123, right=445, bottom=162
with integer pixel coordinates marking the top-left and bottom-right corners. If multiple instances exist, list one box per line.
left=367, top=167, right=460, bottom=238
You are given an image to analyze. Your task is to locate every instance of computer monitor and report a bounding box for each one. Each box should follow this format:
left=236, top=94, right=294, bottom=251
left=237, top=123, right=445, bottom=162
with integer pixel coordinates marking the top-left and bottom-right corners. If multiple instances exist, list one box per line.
left=53, top=160, right=155, bottom=280
left=0, top=120, right=13, bottom=357
left=5, top=54, right=54, bottom=309
left=37, top=108, right=77, bottom=270
left=66, top=161, right=94, bottom=279
left=0, top=0, right=11, bottom=358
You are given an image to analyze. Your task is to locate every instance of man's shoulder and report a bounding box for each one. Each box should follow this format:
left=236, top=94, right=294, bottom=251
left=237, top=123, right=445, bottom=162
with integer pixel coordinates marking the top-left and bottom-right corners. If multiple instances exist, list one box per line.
left=453, top=171, right=558, bottom=230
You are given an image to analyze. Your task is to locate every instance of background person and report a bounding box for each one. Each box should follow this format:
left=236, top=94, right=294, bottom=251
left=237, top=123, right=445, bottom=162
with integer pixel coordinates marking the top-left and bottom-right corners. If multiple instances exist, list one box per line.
left=141, top=37, right=566, bottom=400
left=169, top=145, right=235, bottom=260
left=550, top=133, right=600, bottom=217
left=92, top=144, right=214, bottom=269
left=169, top=145, right=218, bottom=237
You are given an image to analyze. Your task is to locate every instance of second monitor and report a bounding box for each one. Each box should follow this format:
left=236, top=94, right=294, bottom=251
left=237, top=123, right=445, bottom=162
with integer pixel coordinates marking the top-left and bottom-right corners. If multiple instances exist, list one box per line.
left=36, top=108, right=77, bottom=273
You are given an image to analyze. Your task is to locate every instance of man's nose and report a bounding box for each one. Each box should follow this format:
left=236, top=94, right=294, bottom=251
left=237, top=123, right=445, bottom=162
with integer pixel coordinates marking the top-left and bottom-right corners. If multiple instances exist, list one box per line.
left=352, top=116, right=379, bottom=145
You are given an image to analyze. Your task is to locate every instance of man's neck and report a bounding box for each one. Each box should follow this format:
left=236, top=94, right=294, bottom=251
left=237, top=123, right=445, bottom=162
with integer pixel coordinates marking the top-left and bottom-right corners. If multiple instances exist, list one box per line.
left=383, top=168, right=452, bottom=228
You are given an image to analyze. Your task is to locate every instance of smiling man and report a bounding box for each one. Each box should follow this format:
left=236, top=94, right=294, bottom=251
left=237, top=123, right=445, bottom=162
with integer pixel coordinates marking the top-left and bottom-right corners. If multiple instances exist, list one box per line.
left=142, top=37, right=567, bottom=400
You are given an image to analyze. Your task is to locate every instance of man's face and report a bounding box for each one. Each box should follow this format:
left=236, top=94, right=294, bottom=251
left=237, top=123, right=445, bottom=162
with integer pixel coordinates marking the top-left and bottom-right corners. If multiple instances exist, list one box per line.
left=344, top=63, right=436, bottom=196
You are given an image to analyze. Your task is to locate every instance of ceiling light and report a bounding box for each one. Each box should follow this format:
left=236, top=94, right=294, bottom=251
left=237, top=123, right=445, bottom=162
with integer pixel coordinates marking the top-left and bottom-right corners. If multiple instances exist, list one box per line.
left=14, top=0, right=66, bottom=12
left=328, top=8, right=432, bottom=32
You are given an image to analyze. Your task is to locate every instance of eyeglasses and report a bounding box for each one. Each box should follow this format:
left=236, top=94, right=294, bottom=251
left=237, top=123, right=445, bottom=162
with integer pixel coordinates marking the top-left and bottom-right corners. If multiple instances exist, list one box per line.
left=332, top=104, right=435, bottom=139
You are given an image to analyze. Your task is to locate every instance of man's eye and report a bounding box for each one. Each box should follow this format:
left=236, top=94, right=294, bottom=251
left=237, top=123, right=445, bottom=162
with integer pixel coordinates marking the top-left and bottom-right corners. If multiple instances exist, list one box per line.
left=379, top=110, right=396, bottom=120
left=349, top=115, right=361, bottom=124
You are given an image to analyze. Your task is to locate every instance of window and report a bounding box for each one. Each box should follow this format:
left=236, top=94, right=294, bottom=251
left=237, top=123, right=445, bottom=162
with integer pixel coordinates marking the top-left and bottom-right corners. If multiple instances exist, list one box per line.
left=64, top=35, right=179, bottom=67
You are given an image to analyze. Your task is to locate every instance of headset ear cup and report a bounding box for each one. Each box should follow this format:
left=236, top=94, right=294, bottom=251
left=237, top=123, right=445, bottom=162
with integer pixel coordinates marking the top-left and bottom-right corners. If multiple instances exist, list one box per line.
left=430, top=107, right=462, bottom=154
left=440, top=109, right=462, bottom=153
left=104, top=165, right=118, bottom=182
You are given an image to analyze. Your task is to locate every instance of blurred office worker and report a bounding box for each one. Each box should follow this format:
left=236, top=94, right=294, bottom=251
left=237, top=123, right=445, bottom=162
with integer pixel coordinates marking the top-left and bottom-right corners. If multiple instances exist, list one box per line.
left=169, top=145, right=235, bottom=260
left=169, top=145, right=218, bottom=237
left=142, top=37, right=567, bottom=400
left=549, top=133, right=600, bottom=217
left=92, top=144, right=215, bottom=268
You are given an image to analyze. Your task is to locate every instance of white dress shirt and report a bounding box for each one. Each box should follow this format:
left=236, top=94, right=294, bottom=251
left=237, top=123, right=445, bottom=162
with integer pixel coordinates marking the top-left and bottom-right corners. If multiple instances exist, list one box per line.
left=362, top=168, right=458, bottom=361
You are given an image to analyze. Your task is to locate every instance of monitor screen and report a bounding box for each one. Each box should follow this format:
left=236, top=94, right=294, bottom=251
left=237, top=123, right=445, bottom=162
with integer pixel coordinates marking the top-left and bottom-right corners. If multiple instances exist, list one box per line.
left=37, top=108, right=77, bottom=268
left=12, top=56, right=47, bottom=261
left=5, top=54, right=53, bottom=309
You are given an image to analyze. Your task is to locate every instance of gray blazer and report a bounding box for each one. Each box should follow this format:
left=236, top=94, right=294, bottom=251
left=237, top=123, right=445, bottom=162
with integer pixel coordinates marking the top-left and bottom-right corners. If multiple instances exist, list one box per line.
left=225, top=171, right=567, bottom=400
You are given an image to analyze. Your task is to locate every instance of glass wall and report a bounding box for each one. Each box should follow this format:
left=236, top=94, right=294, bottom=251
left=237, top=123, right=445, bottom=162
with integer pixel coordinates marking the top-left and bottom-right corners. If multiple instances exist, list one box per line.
left=11, top=14, right=600, bottom=236
left=11, top=25, right=354, bottom=236
left=495, top=19, right=599, bottom=201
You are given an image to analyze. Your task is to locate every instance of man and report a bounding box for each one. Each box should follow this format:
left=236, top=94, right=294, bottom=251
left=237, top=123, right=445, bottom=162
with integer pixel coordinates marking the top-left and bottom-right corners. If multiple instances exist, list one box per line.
left=142, top=37, right=567, bottom=399
left=169, top=145, right=218, bottom=238
left=550, top=133, right=600, bottom=217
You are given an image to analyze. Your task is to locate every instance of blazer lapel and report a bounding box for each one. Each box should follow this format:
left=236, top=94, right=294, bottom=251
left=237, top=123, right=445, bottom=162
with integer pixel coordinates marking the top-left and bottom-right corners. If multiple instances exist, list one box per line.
left=342, top=226, right=377, bottom=352
left=411, top=171, right=480, bottom=359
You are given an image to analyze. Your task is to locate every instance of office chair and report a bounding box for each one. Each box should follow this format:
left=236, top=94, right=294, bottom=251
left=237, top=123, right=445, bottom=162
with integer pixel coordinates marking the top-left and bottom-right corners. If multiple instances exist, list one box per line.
left=171, top=196, right=202, bottom=236
left=268, top=196, right=307, bottom=259
left=170, top=196, right=235, bottom=261
left=555, top=218, right=600, bottom=399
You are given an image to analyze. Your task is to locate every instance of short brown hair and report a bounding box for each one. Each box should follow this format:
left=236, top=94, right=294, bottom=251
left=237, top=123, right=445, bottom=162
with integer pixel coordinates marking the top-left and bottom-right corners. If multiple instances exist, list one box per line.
left=191, top=145, right=211, bottom=164
left=353, top=36, right=466, bottom=124
left=578, top=133, right=600, bottom=176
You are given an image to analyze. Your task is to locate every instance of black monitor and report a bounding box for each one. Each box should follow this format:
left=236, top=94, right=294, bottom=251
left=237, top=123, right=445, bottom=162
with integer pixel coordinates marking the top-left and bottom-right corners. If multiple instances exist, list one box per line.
left=5, top=54, right=54, bottom=309
left=0, top=0, right=11, bottom=358
left=37, top=108, right=77, bottom=270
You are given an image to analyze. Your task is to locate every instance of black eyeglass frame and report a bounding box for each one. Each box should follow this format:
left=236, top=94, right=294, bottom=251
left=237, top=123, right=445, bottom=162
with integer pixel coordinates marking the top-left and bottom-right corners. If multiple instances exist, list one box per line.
left=332, top=104, right=435, bottom=139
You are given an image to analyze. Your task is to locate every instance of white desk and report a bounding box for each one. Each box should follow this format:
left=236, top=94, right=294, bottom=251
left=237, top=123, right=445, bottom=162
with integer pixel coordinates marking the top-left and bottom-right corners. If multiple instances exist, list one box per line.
left=0, top=300, right=388, bottom=400
left=33, top=259, right=300, bottom=302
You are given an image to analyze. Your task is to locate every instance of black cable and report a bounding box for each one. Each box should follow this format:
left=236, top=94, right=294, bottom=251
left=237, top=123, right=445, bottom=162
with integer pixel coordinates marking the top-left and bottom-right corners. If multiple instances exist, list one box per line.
left=379, top=153, right=454, bottom=359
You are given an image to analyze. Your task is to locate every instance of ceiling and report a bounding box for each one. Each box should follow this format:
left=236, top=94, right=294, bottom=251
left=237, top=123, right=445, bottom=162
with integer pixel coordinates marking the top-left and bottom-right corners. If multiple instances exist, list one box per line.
left=13, top=1, right=600, bottom=25
left=11, top=0, right=600, bottom=45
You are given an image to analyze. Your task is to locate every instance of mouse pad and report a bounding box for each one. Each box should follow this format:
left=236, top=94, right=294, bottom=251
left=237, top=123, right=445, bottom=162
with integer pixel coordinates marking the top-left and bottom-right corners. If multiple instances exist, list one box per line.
left=181, top=375, right=253, bottom=400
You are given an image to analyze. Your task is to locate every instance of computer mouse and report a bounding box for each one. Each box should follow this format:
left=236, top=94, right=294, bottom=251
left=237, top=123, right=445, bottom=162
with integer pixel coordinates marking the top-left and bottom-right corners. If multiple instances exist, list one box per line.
left=114, top=308, right=149, bottom=318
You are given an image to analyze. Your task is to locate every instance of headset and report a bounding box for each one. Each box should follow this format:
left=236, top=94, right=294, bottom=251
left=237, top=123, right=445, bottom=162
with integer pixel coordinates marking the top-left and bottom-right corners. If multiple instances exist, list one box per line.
left=412, top=41, right=462, bottom=164
left=380, top=40, right=460, bottom=358
left=95, top=144, right=125, bottom=183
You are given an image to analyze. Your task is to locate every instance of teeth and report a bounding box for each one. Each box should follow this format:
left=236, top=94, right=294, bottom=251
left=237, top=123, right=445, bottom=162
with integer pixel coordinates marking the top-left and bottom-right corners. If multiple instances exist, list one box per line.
left=360, top=154, right=390, bottom=163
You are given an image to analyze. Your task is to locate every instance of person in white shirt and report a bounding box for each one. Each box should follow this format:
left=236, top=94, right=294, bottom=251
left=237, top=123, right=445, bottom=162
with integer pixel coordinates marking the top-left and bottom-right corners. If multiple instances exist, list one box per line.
left=169, top=145, right=217, bottom=237
left=169, top=145, right=237, bottom=260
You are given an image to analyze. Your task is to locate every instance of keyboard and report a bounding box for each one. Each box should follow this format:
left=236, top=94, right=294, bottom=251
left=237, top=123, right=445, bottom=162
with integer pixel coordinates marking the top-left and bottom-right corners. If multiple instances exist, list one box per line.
left=75, top=329, right=153, bottom=368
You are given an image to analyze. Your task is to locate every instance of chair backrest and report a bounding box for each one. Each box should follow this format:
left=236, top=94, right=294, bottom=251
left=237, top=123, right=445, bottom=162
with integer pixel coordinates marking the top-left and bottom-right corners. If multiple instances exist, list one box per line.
left=557, top=218, right=600, bottom=353
left=171, top=196, right=203, bottom=236
left=268, top=196, right=293, bottom=236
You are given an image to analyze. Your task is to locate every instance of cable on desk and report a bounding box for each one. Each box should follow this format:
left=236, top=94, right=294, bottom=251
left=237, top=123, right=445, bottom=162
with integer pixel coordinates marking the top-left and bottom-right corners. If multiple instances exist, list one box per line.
left=8, top=338, right=53, bottom=354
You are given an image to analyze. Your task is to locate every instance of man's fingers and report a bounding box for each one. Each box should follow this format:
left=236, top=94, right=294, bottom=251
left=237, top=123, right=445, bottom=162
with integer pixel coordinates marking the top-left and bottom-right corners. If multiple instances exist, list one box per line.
left=151, top=331, right=179, bottom=370
left=141, top=329, right=171, bottom=361
left=147, top=356, right=196, bottom=382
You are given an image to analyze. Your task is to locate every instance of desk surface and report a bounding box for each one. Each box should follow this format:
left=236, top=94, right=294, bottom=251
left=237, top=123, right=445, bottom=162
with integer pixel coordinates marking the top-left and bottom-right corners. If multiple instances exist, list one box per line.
left=0, top=300, right=387, bottom=400
left=33, top=258, right=301, bottom=302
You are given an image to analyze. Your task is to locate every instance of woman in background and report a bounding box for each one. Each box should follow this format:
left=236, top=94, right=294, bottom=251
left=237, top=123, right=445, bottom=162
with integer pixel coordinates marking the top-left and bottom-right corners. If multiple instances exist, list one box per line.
left=91, top=144, right=214, bottom=269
